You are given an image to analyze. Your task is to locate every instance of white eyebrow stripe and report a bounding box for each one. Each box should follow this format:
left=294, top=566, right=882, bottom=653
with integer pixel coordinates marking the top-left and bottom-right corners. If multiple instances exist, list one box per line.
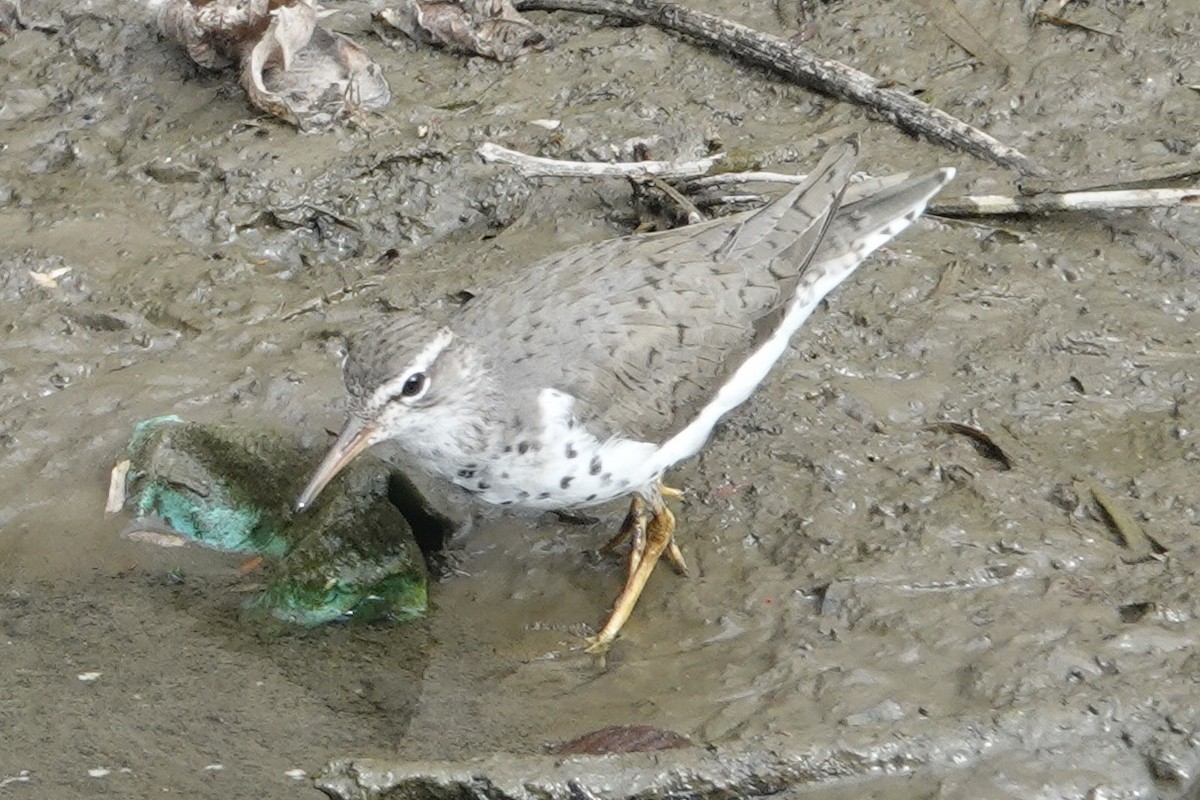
left=371, top=327, right=453, bottom=403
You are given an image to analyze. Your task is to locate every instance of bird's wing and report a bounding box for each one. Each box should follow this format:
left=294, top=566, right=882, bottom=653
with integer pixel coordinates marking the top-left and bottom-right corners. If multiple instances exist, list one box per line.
left=460, top=142, right=951, bottom=443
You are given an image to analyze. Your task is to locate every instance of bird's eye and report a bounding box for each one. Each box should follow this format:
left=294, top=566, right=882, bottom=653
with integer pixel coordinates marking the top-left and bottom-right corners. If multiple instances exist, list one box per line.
left=400, top=372, right=427, bottom=398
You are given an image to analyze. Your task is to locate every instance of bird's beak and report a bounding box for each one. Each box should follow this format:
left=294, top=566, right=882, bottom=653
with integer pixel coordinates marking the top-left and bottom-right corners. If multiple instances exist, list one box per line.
left=294, top=420, right=377, bottom=512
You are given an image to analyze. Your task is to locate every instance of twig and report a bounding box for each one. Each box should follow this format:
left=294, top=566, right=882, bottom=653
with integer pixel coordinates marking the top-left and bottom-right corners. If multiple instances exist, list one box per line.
left=514, top=0, right=1042, bottom=175
left=693, top=193, right=765, bottom=209
left=477, top=142, right=723, bottom=178
left=647, top=176, right=705, bottom=224
left=685, top=171, right=1200, bottom=216
left=1033, top=12, right=1116, bottom=37
left=479, top=142, right=1200, bottom=217
left=481, top=148, right=808, bottom=187
left=931, top=187, right=1200, bottom=217
left=697, top=178, right=1200, bottom=215
left=280, top=279, right=381, bottom=321
left=684, top=171, right=811, bottom=190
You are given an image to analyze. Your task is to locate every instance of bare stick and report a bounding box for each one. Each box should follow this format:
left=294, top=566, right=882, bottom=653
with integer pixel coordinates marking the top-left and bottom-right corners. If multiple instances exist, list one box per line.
left=477, top=142, right=723, bottom=178
left=648, top=176, right=706, bottom=224
left=684, top=169, right=1200, bottom=215
left=932, top=187, right=1200, bottom=217
left=694, top=193, right=764, bottom=209
left=479, top=142, right=1200, bottom=216
left=684, top=171, right=811, bottom=190
left=514, top=0, right=1042, bottom=175
left=702, top=184, right=1200, bottom=216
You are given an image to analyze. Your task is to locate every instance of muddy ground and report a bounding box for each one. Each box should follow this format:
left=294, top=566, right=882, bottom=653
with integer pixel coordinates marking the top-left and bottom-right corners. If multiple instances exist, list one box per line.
left=3, top=1, right=1200, bottom=798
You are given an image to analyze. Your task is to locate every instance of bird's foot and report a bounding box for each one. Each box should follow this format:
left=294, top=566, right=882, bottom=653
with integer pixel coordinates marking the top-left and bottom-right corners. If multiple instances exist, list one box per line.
left=585, top=499, right=678, bottom=654
left=596, top=487, right=688, bottom=576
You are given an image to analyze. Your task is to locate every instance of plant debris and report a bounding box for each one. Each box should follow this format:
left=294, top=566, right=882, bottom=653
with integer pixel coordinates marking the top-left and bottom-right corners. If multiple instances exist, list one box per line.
left=158, top=0, right=391, bottom=128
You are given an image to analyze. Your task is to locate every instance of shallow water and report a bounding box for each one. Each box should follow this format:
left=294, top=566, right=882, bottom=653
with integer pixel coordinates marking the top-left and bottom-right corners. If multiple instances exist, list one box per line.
left=3, top=1, right=1200, bottom=797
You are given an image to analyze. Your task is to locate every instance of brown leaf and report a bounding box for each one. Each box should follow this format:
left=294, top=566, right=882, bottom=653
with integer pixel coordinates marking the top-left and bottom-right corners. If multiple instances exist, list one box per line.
left=546, top=725, right=692, bottom=755
left=160, top=0, right=390, bottom=128
left=376, top=0, right=549, bottom=62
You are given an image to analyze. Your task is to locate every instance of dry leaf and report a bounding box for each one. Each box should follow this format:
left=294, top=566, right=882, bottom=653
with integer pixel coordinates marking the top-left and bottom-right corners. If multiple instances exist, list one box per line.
left=375, top=0, right=549, bottom=62
left=159, top=0, right=390, bottom=128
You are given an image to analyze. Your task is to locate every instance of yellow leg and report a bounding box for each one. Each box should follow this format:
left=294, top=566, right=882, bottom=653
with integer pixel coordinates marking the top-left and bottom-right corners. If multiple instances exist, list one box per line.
left=659, top=486, right=689, bottom=575
left=598, top=495, right=646, bottom=557
left=585, top=496, right=678, bottom=653
left=665, top=540, right=689, bottom=576
left=598, top=488, right=687, bottom=575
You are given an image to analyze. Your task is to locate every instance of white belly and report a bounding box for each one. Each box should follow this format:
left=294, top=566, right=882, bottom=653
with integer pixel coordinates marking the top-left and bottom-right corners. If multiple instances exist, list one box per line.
left=450, top=388, right=662, bottom=510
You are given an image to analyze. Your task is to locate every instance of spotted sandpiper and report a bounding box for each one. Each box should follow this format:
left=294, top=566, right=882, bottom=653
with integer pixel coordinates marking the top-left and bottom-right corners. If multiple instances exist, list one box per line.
left=296, top=140, right=953, bottom=651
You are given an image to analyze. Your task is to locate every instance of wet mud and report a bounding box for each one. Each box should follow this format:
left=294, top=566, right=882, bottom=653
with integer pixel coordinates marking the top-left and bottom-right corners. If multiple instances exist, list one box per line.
left=3, top=1, right=1200, bottom=798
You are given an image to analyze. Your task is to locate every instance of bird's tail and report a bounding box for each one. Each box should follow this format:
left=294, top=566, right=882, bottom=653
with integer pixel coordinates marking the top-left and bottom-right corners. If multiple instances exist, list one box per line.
left=799, top=165, right=956, bottom=290
left=652, top=143, right=953, bottom=471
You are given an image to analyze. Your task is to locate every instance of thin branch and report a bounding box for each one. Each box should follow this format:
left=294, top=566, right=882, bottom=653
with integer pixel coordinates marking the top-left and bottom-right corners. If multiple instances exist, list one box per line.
left=648, top=176, right=706, bottom=224
left=476, top=142, right=723, bottom=178
left=693, top=193, right=764, bottom=209
left=514, top=0, right=1042, bottom=175
left=684, top=171, right=811, bottom=190
left=931, top=188, right=1200, bottom=217
left=478, top=142, right=1200, bottom=216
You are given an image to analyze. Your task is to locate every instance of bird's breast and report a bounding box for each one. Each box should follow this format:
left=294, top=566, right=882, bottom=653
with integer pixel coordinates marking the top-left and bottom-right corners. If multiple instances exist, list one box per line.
left=446, top=386, right=662, bottom=509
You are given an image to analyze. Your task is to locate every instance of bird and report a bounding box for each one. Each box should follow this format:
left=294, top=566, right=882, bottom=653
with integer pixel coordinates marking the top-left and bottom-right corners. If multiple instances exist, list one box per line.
left=295, top=139, right=954, bottom=651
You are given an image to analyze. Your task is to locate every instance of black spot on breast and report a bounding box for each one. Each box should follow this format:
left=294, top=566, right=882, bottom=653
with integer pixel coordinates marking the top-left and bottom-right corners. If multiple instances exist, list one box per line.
left=457, top=468, right=475, bottom=479
left=503, top=445, right=513, bottom=454
left=518, top=441, right=530, bottom=454
left=586, top=493, right=597, bottom=502
left=560, top=476, right=573, bottom=489
left=601, top=472, right=612, bottom=485
left=565, top=443, right=577, bottom=459
left=589, top=456, right=602, bottom=475
left=619, top=478, right=630, bottom=488
left=477, top=480, right=490, bottom=491
left=537, top=491, right=551, bottom=500
left=500, top=472, right=509, bottom=479
left=518, top=490, right=529, bottom=500
left=567, top=418, right=575, bottom=430
left=501, top=500, right=513, bottom=506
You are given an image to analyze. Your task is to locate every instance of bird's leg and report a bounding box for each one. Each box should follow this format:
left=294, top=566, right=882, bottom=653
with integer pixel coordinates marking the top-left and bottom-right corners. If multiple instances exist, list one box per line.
left=658, top=485, right=689, bottom=576
left=598, top=488, right=688, bottom=576
left=585, top=494, right=677, bottom=653
left=598, top=495, right=646, bottom=559
left=665, top=540, right=689, bottom=576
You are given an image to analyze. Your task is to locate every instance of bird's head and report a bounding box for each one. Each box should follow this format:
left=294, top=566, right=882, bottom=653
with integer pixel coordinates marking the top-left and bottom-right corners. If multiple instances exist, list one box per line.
left=295, top=315, right=493, bottom=511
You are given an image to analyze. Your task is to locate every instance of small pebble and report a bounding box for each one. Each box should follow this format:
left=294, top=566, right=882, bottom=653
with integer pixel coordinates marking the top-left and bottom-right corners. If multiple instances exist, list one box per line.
left=77, top=672, right=102, bottom=683
left=88, top=768, right=110, bottom=778
left=284, top=769, right=307, bottom=780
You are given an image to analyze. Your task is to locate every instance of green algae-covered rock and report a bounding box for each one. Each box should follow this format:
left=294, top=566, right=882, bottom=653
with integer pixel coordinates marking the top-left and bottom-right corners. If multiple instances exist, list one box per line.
left=123, top=415, right=449, bottom=626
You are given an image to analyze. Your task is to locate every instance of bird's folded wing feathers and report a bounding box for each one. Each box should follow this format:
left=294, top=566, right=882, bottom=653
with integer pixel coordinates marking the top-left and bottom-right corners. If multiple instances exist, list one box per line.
left=462, top=144, right=951, bottom=444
